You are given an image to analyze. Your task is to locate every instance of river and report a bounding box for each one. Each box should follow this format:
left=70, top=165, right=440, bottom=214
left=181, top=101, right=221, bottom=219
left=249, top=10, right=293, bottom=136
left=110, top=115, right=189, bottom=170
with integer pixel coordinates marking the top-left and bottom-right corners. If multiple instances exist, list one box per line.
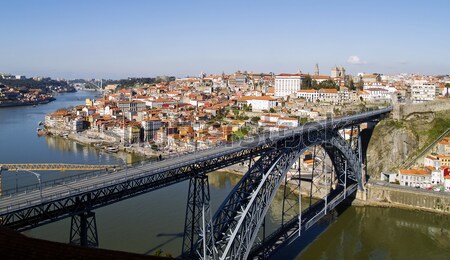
left=0, top=91, right=449, bottom=259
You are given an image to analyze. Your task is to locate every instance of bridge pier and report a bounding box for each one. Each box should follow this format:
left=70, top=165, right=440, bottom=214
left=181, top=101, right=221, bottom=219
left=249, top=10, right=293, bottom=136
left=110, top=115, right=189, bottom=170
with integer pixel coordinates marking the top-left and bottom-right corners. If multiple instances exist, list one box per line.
left=69, top=211, right=99, bottom=247
left=182, top=174, right=214, bottom=259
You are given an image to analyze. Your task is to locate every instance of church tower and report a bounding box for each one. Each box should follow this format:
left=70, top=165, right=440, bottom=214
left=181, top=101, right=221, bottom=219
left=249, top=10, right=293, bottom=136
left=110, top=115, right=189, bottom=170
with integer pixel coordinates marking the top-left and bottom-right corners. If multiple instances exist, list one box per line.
left=315, top=63, right=320, bottom=76
left=331, top=65, right=339, bottom=78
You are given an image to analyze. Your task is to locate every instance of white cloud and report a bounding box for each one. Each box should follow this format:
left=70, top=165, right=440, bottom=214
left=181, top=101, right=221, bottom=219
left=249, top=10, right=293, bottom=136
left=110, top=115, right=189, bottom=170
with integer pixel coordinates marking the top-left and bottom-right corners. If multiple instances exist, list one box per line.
left=347, top=55, right=367, bottom=64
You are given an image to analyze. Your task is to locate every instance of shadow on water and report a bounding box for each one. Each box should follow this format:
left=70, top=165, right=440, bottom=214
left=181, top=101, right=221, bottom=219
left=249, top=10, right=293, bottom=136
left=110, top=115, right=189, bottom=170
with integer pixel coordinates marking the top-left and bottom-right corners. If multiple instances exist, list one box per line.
left=143, top=232, right=184, bottom=255
left=270, top=197, right=355, bottom=260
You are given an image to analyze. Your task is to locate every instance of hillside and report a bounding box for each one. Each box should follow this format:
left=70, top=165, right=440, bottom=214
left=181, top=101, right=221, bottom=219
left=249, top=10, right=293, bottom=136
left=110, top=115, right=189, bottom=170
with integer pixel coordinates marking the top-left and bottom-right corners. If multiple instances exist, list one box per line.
left=367, top=110, right=450, bottom=179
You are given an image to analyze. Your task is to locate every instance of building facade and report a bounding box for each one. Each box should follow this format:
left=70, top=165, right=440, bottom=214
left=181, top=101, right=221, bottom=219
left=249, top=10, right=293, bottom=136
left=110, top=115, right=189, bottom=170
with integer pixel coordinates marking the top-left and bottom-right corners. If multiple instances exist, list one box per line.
left=275, top=74, right=304, bottom=97
left=411, top=83, right=439, bottom=103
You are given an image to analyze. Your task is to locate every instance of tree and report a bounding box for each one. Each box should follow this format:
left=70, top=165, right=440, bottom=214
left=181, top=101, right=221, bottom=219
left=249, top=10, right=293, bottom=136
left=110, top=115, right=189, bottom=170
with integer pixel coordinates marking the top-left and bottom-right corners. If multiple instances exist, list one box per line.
left=301, top=75, right=312, bottom=89
left=356, top=79, right=364, bottom=90
left=269, top=107, right=276, bottom=113
left=251, top=116, right=260, bottom=123
left=300, top=75, right=319, bottom=90
left=345, top=76, right=356, bottom=90
left=318, top=79, right=338, bottom=90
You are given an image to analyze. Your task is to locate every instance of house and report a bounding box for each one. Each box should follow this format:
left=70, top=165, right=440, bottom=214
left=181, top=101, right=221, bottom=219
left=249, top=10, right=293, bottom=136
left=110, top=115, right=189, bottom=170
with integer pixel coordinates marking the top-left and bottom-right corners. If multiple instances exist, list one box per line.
left=72, top=117, right=84, bottom=133
left=277, top=117, right=299, bottom=128
left=437, top=138, right=450, bottom=154
left=425, top=166, right=443, bottom=185
left=381, top=172, right=398, bottom=183
left=149, top=98, right=176, bottom=108
left=235, top=96, right=278, bottom=112
left=296, top=89, right=318, bottom=102
left=365, top=88, right=392, bottom=102
left=297, top=88, right=349, bottom=104
left=437, top=155, right=450, bottom=167
left=411, top=83, right=440, bottom=103
left=116, top=100, right=146, bottom=116
left=445, top=175, right=450, bottom=191
left=424, top=155, right=440, bottom=169
left=141, top=118, right=162, bottom=141
left=398, top=169, right=431, bottom=188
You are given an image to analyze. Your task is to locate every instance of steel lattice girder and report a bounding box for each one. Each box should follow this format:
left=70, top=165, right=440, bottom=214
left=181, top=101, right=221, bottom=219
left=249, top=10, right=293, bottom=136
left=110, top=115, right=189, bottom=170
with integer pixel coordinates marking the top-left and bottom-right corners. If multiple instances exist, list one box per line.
left=0, top=144, right=272, bottom=231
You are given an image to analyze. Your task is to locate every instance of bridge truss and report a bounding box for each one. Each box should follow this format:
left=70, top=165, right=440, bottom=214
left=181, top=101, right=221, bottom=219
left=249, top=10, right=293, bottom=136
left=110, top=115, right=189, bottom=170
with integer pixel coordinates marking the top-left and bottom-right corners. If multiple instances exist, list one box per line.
left=185, top=123, right=376, bottom=259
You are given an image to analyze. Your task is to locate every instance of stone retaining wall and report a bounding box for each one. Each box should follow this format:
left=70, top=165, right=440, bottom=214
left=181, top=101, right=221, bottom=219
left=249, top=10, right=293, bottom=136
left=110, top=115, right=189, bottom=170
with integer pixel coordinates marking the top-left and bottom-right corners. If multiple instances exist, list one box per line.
left=393, top=99, right=450, bottom=120
left=357, top=180, right=450, bottom=214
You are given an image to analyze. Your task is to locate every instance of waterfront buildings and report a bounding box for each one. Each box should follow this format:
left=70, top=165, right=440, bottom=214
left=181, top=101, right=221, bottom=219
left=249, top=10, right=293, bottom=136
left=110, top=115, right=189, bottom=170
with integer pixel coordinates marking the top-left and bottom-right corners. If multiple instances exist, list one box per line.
left=398, top=169, right=432, bottom=188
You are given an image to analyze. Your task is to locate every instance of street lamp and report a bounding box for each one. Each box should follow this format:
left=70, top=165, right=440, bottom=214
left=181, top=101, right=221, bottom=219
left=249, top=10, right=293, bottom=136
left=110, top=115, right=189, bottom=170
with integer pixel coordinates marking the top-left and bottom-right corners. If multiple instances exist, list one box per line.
left=20, top=168, right=42, bottom=201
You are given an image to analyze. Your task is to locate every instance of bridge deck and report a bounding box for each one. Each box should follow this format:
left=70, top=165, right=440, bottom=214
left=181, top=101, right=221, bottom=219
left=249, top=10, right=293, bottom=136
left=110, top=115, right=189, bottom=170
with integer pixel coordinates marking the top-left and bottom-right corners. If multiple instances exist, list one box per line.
left=0, top=163, right=119, bottom=171
left=0, top=142, right=238, bottom=214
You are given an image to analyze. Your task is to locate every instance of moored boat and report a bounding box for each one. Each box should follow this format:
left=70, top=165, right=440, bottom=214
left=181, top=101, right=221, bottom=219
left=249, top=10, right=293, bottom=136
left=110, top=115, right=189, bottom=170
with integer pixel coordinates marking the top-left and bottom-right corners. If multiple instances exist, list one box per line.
left=105, top=146, right=119, bottom=153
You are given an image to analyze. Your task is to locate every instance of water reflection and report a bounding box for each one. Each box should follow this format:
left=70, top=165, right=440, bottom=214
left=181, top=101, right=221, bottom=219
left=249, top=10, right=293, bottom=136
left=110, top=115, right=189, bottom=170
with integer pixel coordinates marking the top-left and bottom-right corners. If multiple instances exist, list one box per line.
left=297, top=207, right=450, bottom=260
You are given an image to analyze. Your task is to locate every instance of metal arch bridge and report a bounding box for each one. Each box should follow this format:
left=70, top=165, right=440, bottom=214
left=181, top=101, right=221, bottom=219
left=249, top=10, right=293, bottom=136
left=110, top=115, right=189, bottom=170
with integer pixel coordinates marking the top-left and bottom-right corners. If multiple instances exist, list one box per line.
left=0, top=107, right=392, bottom=258
left=0, top=164, right=120, bottom=171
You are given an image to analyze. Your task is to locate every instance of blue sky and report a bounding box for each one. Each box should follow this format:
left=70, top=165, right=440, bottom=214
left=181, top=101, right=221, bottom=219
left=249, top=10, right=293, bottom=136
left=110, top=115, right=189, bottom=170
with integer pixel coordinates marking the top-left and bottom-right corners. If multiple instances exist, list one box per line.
left=1, top=0, right=449, bottom=79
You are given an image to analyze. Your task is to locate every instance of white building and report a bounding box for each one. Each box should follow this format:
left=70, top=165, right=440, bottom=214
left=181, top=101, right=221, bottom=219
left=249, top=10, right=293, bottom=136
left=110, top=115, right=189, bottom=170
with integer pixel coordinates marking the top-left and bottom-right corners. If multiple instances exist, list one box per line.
left=277, top=117, right=299, bottom=128
left=424, top=156, right=440, bottom=169
left=258, top=114, right=298, bottom=131
left=398, top=169, right=431, bottom=188
left=275, top=74, right=304, bottom=97
left=296, top=88, right=349, bottom=104
left=411, top=83, right=439, bottom=103
left=445, top=175, right=450, bottom=191
left=236, top=96, right=278, bottom=111
left=365, top=88, right=392, bottom=102
left=426, top=166, right=443, bottom=185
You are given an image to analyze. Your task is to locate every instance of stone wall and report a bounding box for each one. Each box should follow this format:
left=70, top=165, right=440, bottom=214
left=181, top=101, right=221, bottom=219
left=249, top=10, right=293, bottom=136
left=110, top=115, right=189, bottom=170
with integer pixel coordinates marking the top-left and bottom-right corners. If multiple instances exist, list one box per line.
left=393, top=99, right=450, bottom=120
left=357, top=180, right=450, bottom=214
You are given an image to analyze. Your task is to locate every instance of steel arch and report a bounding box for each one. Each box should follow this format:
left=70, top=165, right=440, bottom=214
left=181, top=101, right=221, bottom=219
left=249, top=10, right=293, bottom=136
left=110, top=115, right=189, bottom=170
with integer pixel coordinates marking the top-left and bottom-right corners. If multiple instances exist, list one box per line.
left=206, top=131, right=362, bottom=259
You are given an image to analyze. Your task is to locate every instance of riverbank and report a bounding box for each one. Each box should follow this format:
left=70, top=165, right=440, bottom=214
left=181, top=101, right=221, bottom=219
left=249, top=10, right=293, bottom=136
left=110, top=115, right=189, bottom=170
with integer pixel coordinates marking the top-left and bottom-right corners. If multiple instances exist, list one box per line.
left=353, top=179, right=450, bottom=215
left=0, top=97, right=56, bottom=108
left=217, top=166, right=450, bottom=216
left=42, top=127, right=160, bottom=158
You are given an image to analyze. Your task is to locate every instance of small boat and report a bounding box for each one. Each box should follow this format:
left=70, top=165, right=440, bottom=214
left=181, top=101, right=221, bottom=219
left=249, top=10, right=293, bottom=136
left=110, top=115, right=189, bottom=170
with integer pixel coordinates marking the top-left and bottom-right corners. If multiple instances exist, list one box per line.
left=106, top=146, right=119, bottom=153
left=37, top=128, right=46, bottom=136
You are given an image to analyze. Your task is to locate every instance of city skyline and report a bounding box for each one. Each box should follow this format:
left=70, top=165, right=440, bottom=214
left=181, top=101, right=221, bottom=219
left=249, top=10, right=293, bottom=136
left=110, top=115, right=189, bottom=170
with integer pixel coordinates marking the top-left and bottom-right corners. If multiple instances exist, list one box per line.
left=1, top=0, right=450, bottom=79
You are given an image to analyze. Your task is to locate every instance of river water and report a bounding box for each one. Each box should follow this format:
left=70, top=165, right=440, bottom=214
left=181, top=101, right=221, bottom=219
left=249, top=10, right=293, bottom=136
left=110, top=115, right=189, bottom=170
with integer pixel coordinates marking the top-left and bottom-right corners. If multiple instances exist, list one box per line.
left=0, top=91, right=449, bottom=259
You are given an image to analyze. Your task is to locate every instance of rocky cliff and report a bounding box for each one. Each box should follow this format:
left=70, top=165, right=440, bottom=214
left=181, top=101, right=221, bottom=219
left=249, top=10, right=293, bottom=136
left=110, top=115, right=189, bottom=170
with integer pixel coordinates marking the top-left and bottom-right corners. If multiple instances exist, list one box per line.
left=367, top=110, right=450, bottom=179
